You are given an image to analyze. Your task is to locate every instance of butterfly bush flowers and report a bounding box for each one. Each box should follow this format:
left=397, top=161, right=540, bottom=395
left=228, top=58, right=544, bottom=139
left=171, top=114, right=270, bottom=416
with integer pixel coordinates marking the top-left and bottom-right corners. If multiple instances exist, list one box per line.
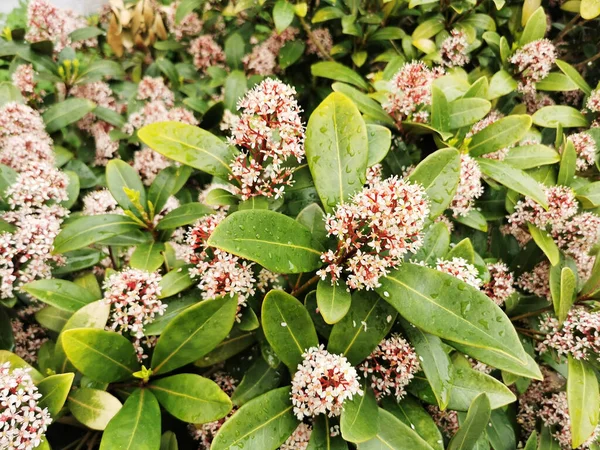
left=0, top=362, right=52, bottom=449
left=291, top=345, right=362, bottom=419
left=317, top=175, right=430, bottom=290
left=229, top=78, right=305, bottom=200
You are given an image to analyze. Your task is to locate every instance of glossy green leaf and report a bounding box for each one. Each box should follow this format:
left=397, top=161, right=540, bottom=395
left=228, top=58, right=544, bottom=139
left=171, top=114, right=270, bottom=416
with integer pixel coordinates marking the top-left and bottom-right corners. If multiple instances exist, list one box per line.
left=157, top=266, right=195, bottom=299
left=43, top=98, right=96, bottom=133
left=532, top=106, right=588, bottom=128
left=317, top=278, right=352, bottom=324
left=558, top=138, right=577, bottom=186
left=145, top=294, right=197, bottom=335
left=53, top=214, right=141, bottom=254
left=160, top=431, right=178, bottom=450
left=377, top=263, right=541, bottom=379
left=207, top=210, right=324, bottom=273
left=487, top=408, right=517, bottom=450
left=62, top=329, right=139, bottom=382
left=504, top=144, right=560, bottom=169
left=232, top=357, right=282, bottom=406
left=331, top=82, right=395, bottom=126
left=576, top=181, right=600, bottom=208
left=0, top=351, right=43, bottom=382
left=407, top=148, right=461, bottom=219
left=357, top=408, right=434, bottom=450
left=366, top=124, right=392, bottom=166
left=150, top=373, right=232, bottom=423
left=305, top=92, right=368, bottom=212
left=477, top=158, right=548, bottom=209
left=262, top=290, right=318, bottom=371
left=488, top=70, right=518, bottom=99
left=528, top=223, right=559, bottom=266
left=194, top=328, right=256, bottom=367
left=341, top=386, right=379, bottom=443
left=23, top=279, right=100, bottom=312
left=307, top=415, right=349, bottom=449
left=448, top=98, right=491, bottom=129
left=148, top=166, right=178, bottom=214
left=468, top=115, right=532, bottom=157
left=68, top=388, right=122, bottom=430
left=296, top=203, right=328, bottom=244
left=36, top=373, right=74, bottom=416
left=130, top=242, right=165, bottom=272
left=138, top=122, right=239, bottom=179
left=106, top=159, right=147, bottom=214
left=328, top=290, right=397, bottom=364
left=156, top=202, right=213, bottom=230
left=556, top=60, right=592, bottom=95
left=152, top=296, right=237, bottom=375
left=581, top=0, right=600, bottom=19
left=520, top=7, right=547, bottom=45
left=100, top=389, right=161, bottom=450
left=311, top=62, right=369, bottom=90
left=412, top=222, right=451, bottom=265
left=536, top=73, right=579, bottom=91
left=273, top=0, right=294, bottom=32
left=448, top=394, right=491, bottom=450
left=224, top=70, right=247, bottom=112
left=431, top=86, right=449, bottom=134
left=212, top=387, right=298, bottom=450
left=568, top=356, right=600, bottom=448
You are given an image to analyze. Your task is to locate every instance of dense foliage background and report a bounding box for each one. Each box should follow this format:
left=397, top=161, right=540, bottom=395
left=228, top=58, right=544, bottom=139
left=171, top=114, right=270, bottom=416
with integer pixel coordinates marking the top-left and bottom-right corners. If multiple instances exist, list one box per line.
left=1, top=0, right=600, bottom=449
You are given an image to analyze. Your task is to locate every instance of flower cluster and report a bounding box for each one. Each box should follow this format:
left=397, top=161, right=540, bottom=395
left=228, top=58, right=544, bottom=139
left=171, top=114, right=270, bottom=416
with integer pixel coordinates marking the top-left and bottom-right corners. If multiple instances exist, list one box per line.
left=586, top=89, right=600, bottom=113
left=569, top=132, right=597, bottom=171
left=229, top=78, right=305, bottom=200
left=243, top=28, right=298, bottom=76
left=516, top=366, right=564, bottom=435
left=103, top=268, right=166, bottom=359
left=539, top=308, right=600, bottom=362
left=281, top=423, right=313, bottom=450
left=0, top=362, right=52, bottom=449
left=482, top=262, right=515, bottom=306
left=360, top=334, right=420, bottom=400
left=434, top=257, right=482, bottom=288
left=518, top=261, right=551, bottom=300
left=188, top=35, right=226, bottom=72
left=466, top=110, right=513, bottom=160
left=449, top=154, right=484, bottom=217
left=12, top=64, right=43, bottom=102
left=291, top=345, right=362, bottom=420
left=306, top=28, right=333, bottom=58
left=186, top=213, right=256, bottom=313
left=164, top=1, right=203, bottom=41
left=25, top=0, right=95, bottom=52
left=317, top=175, right=430, bottom=290
left=427, top=406, right=460, bottom=438
left=509, top=39, right=557, bottom=93
left=440, top=29, right=470, bottom=67
left=189, top=373, right=238, bottom=449
left=10, top=319, right=48, bottom=365
left=82, top=189, right=123, bottom=216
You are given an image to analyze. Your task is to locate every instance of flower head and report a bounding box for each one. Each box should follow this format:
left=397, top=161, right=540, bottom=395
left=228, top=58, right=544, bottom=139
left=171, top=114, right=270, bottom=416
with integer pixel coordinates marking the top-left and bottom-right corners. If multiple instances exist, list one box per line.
left=539, top=308, right=600, bottom=362
left=435, top=257, right=482, bottom=288
left=306, top=28, right=333, bottom=58
left=7, top=162, right=69, bottom=209
left=12, top=64, right=42, bottom=101
left=518, top=261, right=551, bottom=300
left=0, top=362, right=52, bottom=449
left=482, top=262, right=515, bottom=306
left=586, top=89, right=600, bottom=113
left=317, top=176, right=430, bottom=290
left=440, top=29, right=470, bottom=67
left=568, top=132, right=597, bottom=171
left=427, top=406, right=459, bottom=438
left=450, top=154, right=484, bottom=217
left=291, top=345, right=363, bottom=420
left=165, top=1, right=203, bottom=40
left=509, top=39, right=557, bottom=93
left=243, top=29, right=298, bottom=75
left=188, top=35, right=225, bottom=72
left=82, top=189, right=123, bottom=216
left=360, top=334, right=420, bottom=400
left=281, top=423, right=313, bottom=450
left=11, top=319, right=48, bottom=365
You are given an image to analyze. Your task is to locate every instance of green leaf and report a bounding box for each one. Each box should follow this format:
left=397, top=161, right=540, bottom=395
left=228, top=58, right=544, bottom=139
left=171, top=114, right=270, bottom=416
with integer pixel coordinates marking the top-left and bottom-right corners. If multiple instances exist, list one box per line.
left=401, top=319, right=453, bottom=410
left=156, top=202, right=213, bottom=230
left=70, top=26, right=103, bottom=42
left=148, top=166, right=178, bottom=214
left=381, top=396, right=444, bottom=450
left=43, top=98, right=96, bottom=134
left=476, top=158, right=548, bottom=209
left=296, top=203, right=327, bottom=244
left=194, top=328, right=256, bottom=367
left=232, top=357, right=282, bottom=406
left=279, top=40, right=306, bottom=69
left=487, top=409, right=517, bottom=450
left=94, top=106, right=126, bottom=128
left=431, top=86, right=450, bottom=134
left=312, top=6, right=345, bottom=23
left=539, top=426, right=561, bottom=449
left=581, top=0, right=600, bottom=19
left=262, top=290, right=318, bottom=371
left=207, top=210, right=324, bottom=273
left=366, top=124, right=392, bottom=166
left=204, top=188, right=237, bottom=207
left=151, top=296, right=238, bottom=375
left=568, top=356, right=600, bottom=448
left=446, top=238, right=475, bottom=264
left=311, top=62, right=370, bottom=90
left=536, top=73, right=579, bottom=91
left=175, top=0, right=202, bottom=22
left=36, top=373, right=74, bottom=416
left=532, top=106, right=588, bottom=128
left=106, top=159, right=147, bottom=214
left=0, top=82, right=23, bottom=106
left=61, top=170, right=80, bottom=209
left=328, top=290, right=397, bottom=364
left=317, top=278, right=352, bottom=324
left=53, top=214, right=141, bottom=254
left=524, top=431, right=538, bottom=450
left=156, top=57, right=180, bottom=90
left=576, top=181, right=600, bottom=208
left=520, top=7, right=547, bottom=45
left=556, top=60, right=592, bottom=95
left=504, top=144, right=560, bottom=169
left=558, top=138, right=577, bottom=186
left=307, top=415, right=349, bottom=449
left=273, top=0, right=295, bottom=32
left=53, top=249, right=106, bottom=275
left=62, top=329, right=139, bottom=382
left=411, top=222, right=451, bottom=266
left=488, top=70, right=518, bottom=100
left=100, top=389, right=161, bottom=450
left=225, top=33, right=245, bottom=69
left=448, top=394, right=491, bottom=450
left=130, top=242, right=165, bottom=272
left=341, top=386, right=379, bottom=443
left=212, top=387, right=298, bottom=450
left=157, top=266, right=195, bottom=299
left=376, top=264, right=542, bottom=379
left=224, top=70, right=247, bottom=112
left=138, top=122, right=239, bottom=179
left=357, top=408, right=435, bottom=450
left=0, top=308, right=14, bottom=351
left=468, top=115, right=532, bottom=157
left=160, top=431, right=178, bottom=450
left=407, top=148, right=461, bottom=219
left=0, top=351, right=43, bottom=382
left=331, top=82, right=395, bottom=126
left=528, top=223, right=560, bottom=266
left=23, top=279, right=100, bottom=312
left=68, top=388, right=122, bottom=430
left=448, top=98, right=491, bottom=129
left=305, top=92, right=368, bottom=212
left=150, top=374, right=232, bottom=423
left=145, top=295, right=197, bottom=336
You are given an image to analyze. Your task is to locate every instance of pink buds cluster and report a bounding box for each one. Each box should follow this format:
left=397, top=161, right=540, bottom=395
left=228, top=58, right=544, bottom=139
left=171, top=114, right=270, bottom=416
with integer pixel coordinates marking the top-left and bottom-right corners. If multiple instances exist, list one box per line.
left=482, top=262, right=515, bottom=306
left=539, top=308, right=600, bottom=362
left=440, top=29, right=470, bottom=67
left=450, top=154, right=484, bottom=217
left=509, top=39, right=557, bottom=94
left=434, top=257, right=482, bottom=288
left=188, top=36, right=226, bottom=72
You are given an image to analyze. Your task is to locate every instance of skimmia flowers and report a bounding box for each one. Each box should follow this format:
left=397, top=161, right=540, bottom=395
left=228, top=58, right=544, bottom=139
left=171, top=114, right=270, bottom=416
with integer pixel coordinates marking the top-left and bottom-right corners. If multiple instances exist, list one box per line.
left=317, top=175, right=430, bottom=290
left=291, top=345, right=362, bottom=419
left=450, top=154, right=484, bottom=217
left=440, top=29, right=470, bottom=67
left=0, top=362, right=52, bottom=449
left=539, top=308, right=600, bottom=362
left=229, top=78, right=305, bottom=200
left=509, top=39, right=557, bottom=93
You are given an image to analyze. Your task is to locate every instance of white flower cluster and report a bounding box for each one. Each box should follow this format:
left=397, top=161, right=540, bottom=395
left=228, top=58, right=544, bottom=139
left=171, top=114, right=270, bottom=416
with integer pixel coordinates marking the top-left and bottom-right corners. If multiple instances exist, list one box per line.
left=450, top=154, right=484, bottom=217
left=434, top=257, right=482, bottom=288
left=440, top=29, right=470, bottom=67
left=280, top=423, right=313, bottom=450
left=509, top=39, right=557, bottom=94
